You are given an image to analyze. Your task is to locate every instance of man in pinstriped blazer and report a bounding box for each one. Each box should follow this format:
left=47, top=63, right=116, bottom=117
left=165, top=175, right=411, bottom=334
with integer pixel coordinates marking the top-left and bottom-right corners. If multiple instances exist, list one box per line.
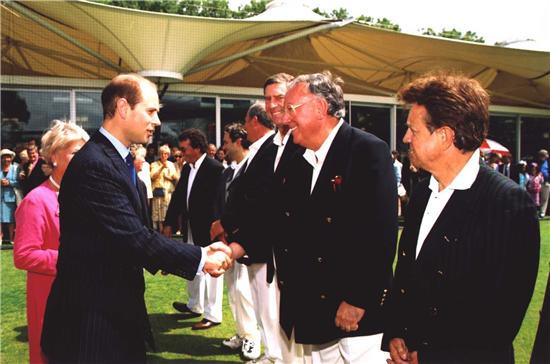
left=41, top=74, right=231, bottom=364
left=383, top=72, right=540, bottom=364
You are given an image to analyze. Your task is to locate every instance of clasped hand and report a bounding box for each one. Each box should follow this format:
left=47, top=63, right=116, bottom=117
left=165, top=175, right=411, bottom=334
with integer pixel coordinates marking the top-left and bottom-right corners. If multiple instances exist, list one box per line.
left=203, top=241, right=233, bottom=277
left=335, top=301, right=365, bottom=332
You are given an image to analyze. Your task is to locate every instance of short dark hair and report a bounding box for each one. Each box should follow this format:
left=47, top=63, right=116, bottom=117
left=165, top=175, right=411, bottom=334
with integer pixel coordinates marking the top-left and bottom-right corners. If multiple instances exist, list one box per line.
left=224, top=122, right=251, bottom=149
left=398, top=72, right=489, bottom=152
left=247, top=101, right=273, bottom=129
left=263, top=73, right=294, bottom=91
left=178, top=128, right=208, bottom=153
left=101, top=74, right=155, bottom=120
left=290, top=71, right=346, bottom=119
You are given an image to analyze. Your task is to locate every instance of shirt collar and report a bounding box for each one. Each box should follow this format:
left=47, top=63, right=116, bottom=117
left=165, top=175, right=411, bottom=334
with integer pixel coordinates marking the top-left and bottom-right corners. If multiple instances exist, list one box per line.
left=249, top=130, right=275, bottom=153
left=99, top=127, right=130, bottom=159
left=273, top=129, right=291, bottom=147
left=190, top=153, right=207, bottom=170
left=303, top=119, right=344, bottom=168
left=429, top=148, right=481, bottom=193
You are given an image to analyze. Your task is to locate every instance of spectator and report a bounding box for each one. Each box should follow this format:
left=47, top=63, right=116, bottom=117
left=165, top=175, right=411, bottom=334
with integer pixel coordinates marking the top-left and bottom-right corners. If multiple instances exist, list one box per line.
left=207, top=143, right=217, bottom=158
left=536, top=149, right=549, bottom=218
left=215, top=147, right=228, bottom=168
left=527, top=162, right=544, bottom=209
left=498, top=154, right=512, bottom=178
left=1, top=149, right=19, bottom=243
left=13, top=120, right=89, bottom=364
left=20, top=144, right=48, bottom=196
left=392, top=150, right=408, bottom=215
left=173, top=150, right=185, bottom=183
left=487, top=152, right=501, bottom=170
left=134, top=146, right=153, bottom=202
left=516, top=161, right=529, bottom=190
left=150, top=145, right=177, bottom=231
left=145, top=143, right=157, bottom=164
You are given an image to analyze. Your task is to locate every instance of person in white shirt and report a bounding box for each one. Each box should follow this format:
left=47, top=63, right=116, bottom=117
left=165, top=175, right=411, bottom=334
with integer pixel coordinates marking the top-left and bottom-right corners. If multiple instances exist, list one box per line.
left=383, top=72, right=539, bottom=364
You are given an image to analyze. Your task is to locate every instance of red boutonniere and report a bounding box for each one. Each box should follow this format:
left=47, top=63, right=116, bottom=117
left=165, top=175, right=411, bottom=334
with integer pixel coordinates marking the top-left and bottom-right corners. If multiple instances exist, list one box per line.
left=331, top=175, right=343, bottom=193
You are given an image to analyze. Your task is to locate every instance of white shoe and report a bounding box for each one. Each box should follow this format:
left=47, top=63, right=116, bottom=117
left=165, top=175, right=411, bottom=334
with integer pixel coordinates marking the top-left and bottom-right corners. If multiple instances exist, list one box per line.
left=242, top=338, right=261, bottom=360
left=245, top=353, right=273, bottom=364
left=222, top=335, right=242, bottom=350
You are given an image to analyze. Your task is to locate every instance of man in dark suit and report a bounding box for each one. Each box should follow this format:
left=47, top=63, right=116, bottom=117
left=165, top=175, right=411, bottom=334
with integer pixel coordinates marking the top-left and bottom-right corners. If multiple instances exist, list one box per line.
left=20, top=145, right=48, bottom=196
left=164, top=128, right=225, bottom=330
left=41, top=74, right=231, bottom=364
left=383, top=72, right=540, bottom=364
left=226, top=72, right=398, bottom=362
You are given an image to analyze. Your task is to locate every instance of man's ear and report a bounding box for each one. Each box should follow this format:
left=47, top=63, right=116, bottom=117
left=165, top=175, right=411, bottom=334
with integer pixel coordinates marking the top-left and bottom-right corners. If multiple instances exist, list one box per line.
left=438, top=126, right=455, bottom=150
left=116, top=98, right=129, bottom=120
left=316, top=97, right=328, bottom=118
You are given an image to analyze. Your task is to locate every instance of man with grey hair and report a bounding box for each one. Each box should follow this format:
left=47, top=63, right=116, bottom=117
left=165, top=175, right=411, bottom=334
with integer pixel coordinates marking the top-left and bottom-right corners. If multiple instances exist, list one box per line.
left=226, top=71, right=397, bottom=363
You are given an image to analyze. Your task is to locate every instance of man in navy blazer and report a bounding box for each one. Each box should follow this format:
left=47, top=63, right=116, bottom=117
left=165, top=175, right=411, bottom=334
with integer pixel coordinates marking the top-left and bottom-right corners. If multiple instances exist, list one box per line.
left=41, top=74, right=231, bottom=364
left=383, top=72, right=540, bottom=364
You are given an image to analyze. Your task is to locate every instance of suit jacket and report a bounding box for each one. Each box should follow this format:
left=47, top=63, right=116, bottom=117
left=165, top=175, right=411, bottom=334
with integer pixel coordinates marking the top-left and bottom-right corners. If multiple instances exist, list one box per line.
left=383, top=164, right=540, bottom=364
left=41, top=132, right=203, bottom=364
left=221, top=133, right=277, bottom=265
left=274, top=122, right=398, bottom=344
left=164, top=156, right=224, bottom=247
left=22, top=158, right=47, bottom=196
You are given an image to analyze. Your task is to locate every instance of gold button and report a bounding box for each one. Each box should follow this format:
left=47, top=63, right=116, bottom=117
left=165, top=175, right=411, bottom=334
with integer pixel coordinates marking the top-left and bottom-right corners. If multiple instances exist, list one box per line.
left=401, top=250, right=406, bottom=256
left=326, top=217, right=332, bottom=223
left=285, top=211, right=290, bottom=217
left=400, top=288, right=406, bottom=294
left=437, top=270, right=444, bottom=276
left=317, top=257, right=323, bottom=263
left=320, top=294, right=326, bottom=299
left=384, top=289, right=388, bottom=293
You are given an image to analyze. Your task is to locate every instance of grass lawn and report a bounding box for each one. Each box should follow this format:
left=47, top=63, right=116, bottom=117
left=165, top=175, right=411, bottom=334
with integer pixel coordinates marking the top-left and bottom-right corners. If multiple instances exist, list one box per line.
left=1, top=220, right=549, bottom=363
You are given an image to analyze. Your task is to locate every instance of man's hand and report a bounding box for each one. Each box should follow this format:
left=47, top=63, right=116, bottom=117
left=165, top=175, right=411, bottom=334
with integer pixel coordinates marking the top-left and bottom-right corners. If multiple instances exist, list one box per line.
left=387, top=338, right=418, bottom=364
left=203, top=241, right=233, bottom=277
left=210, top=220, right=227, bottom=243
left=162, top=225, right=172, bottom=238
left=335, top=301, right=365, bottom=332
left=228, top=242, right=246, bottom=260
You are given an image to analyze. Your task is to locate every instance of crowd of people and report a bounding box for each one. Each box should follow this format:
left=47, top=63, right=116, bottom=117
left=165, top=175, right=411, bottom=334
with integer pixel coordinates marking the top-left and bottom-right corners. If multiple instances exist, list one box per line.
left=0, top=70, right=545, bottom=364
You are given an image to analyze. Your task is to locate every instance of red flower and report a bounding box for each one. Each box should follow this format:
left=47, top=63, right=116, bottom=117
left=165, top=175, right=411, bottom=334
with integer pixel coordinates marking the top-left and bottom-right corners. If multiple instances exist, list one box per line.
left=331, top=175, right=343, bottom=192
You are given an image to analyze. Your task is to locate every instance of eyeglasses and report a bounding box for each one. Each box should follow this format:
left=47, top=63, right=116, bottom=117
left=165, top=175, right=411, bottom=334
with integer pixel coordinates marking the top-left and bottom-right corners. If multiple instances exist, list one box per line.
left=283, top=98, right=314, bottom=116
left=175, top=155, right=183, bottom=159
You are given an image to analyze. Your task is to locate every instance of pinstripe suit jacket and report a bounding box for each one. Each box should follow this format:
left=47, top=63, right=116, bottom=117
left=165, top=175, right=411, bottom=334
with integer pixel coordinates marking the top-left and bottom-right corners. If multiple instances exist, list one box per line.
left=383, top=164, right=540, bottom=364
left=41, top=132, right=202, bottom=364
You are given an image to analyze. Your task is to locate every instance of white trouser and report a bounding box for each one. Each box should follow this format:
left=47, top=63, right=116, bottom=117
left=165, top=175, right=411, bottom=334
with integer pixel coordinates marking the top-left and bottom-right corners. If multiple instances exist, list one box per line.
left=303, top=333, right=388, bottom=364
left=248, top=263, right=297, bottom=363
left=540, top=181, right=550, bottom=216
left=186, top=272, right=224, bottom=323
left=225, top=261, right=260, bottom=341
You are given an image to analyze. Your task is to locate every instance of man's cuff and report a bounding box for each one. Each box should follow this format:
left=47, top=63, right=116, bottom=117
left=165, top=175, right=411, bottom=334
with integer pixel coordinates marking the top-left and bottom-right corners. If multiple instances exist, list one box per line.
left=196, top=247, right=207, bottom=275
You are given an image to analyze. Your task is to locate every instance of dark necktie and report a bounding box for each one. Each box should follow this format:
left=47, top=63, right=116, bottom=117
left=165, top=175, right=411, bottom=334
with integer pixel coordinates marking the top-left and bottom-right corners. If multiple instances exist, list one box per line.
left=125, top=153, right=137, bottom=186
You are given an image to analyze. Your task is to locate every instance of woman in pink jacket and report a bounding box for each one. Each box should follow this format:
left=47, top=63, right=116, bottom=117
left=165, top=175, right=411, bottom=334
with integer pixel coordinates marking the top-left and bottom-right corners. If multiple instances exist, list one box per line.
left=14, top=120, right=89, bottom=364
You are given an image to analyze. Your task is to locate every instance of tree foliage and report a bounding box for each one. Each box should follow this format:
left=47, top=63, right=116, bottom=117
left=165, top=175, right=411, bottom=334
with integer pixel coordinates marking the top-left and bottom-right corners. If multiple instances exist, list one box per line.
left=421, top=27, right=485, bottom=43
left=313, top=7, right=400, bottom=31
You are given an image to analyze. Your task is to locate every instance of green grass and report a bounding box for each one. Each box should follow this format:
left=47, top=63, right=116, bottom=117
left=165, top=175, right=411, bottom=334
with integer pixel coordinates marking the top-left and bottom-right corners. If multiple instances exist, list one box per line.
left=1, top=221, right=549, bottom=363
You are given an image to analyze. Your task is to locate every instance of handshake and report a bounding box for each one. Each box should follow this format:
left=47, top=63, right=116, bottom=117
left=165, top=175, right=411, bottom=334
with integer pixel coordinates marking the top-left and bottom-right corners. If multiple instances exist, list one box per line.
left=202, top=219, right=247, bottom=278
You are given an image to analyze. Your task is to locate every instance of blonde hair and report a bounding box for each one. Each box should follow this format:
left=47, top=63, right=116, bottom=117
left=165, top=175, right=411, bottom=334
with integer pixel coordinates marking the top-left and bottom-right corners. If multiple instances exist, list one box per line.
left=158, top=145, right=170, bottom=156
left=40, top=120, right=90, bottom=164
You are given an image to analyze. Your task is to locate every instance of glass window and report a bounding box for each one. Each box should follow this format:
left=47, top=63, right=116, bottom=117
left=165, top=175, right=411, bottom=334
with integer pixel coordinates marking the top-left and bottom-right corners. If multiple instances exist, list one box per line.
left=1, top=89, right=70, bottom=149
left=349, top=104, right=390, bottom=144
left=487, top=116, right=517, bottom=159
left=521, top=117, right=550, bottom=161
left=157, top=94, right=216, bottom=147
left=75, top=91, right=102, bottom=134
left=221, top=98, right=253, bottom=139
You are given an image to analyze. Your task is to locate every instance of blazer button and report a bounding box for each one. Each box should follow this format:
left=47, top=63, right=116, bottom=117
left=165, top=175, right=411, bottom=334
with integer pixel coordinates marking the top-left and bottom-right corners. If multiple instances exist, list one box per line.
left=436, top=270, right=444, bottom=276
left=429, top=307, right=438, bottom=316
left=443, top=235, right=450, bottom=243
left=317, top=257, right=323, bottom=263
left=326, top=217, right=332, bottom=223
left=421, top=340, right=429, bottom=347
left=279, top=280, right=284, bottom=286
left=320, top=294, right=326, bottom=299
left=400, top=288, right=406, bottom=294
left=283, top=248, right=289, bottom=253
left=285, top=211, right=290, bottom=217
left=401, top=250, right=406, bottom=256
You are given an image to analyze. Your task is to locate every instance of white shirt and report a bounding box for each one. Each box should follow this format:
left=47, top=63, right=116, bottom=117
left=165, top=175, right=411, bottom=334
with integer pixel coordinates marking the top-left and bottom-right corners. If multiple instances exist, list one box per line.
left=231, top=156, right=248, bottom=182
left=246, top=130, right=275, bottom=172
left=303, top=119, right=344, bottom=194
left=273, top=129, right=291, bottom=172
left=186, top=152, right=207, bottom=244
left=415, top=149, right=481, bottom=258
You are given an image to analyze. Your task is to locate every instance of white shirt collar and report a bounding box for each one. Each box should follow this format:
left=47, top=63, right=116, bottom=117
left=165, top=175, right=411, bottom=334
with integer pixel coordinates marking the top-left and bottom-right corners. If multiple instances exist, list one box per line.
left=190, top=153, right=207, bottom=170
left=99, top=127, right=130, bottom=160
left=429, top=148, right=481, bottom=193
left=273, top=129, right=291, bottom=147
left=303, top=119, right=344, bottom=168
left=249, top=130, right=275, bottom=152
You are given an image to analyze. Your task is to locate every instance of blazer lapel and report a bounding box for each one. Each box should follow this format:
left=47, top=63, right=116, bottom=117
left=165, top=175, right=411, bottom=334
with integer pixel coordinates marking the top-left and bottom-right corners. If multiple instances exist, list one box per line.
left=94, top=132, right=143, bottom=215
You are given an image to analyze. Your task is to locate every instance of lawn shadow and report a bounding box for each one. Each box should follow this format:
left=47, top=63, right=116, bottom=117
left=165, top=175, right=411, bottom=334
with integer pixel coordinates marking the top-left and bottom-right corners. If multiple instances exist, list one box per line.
left=146, top=355, right=240, bottom=364
left=148, top=313, right=240, bottom=360
left=13, top=325, right=28, bottom=342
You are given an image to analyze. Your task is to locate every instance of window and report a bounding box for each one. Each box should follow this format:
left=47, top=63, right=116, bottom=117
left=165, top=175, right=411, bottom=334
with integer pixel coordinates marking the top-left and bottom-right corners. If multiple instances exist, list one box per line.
left=349, top=104, right=390, bottom=144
